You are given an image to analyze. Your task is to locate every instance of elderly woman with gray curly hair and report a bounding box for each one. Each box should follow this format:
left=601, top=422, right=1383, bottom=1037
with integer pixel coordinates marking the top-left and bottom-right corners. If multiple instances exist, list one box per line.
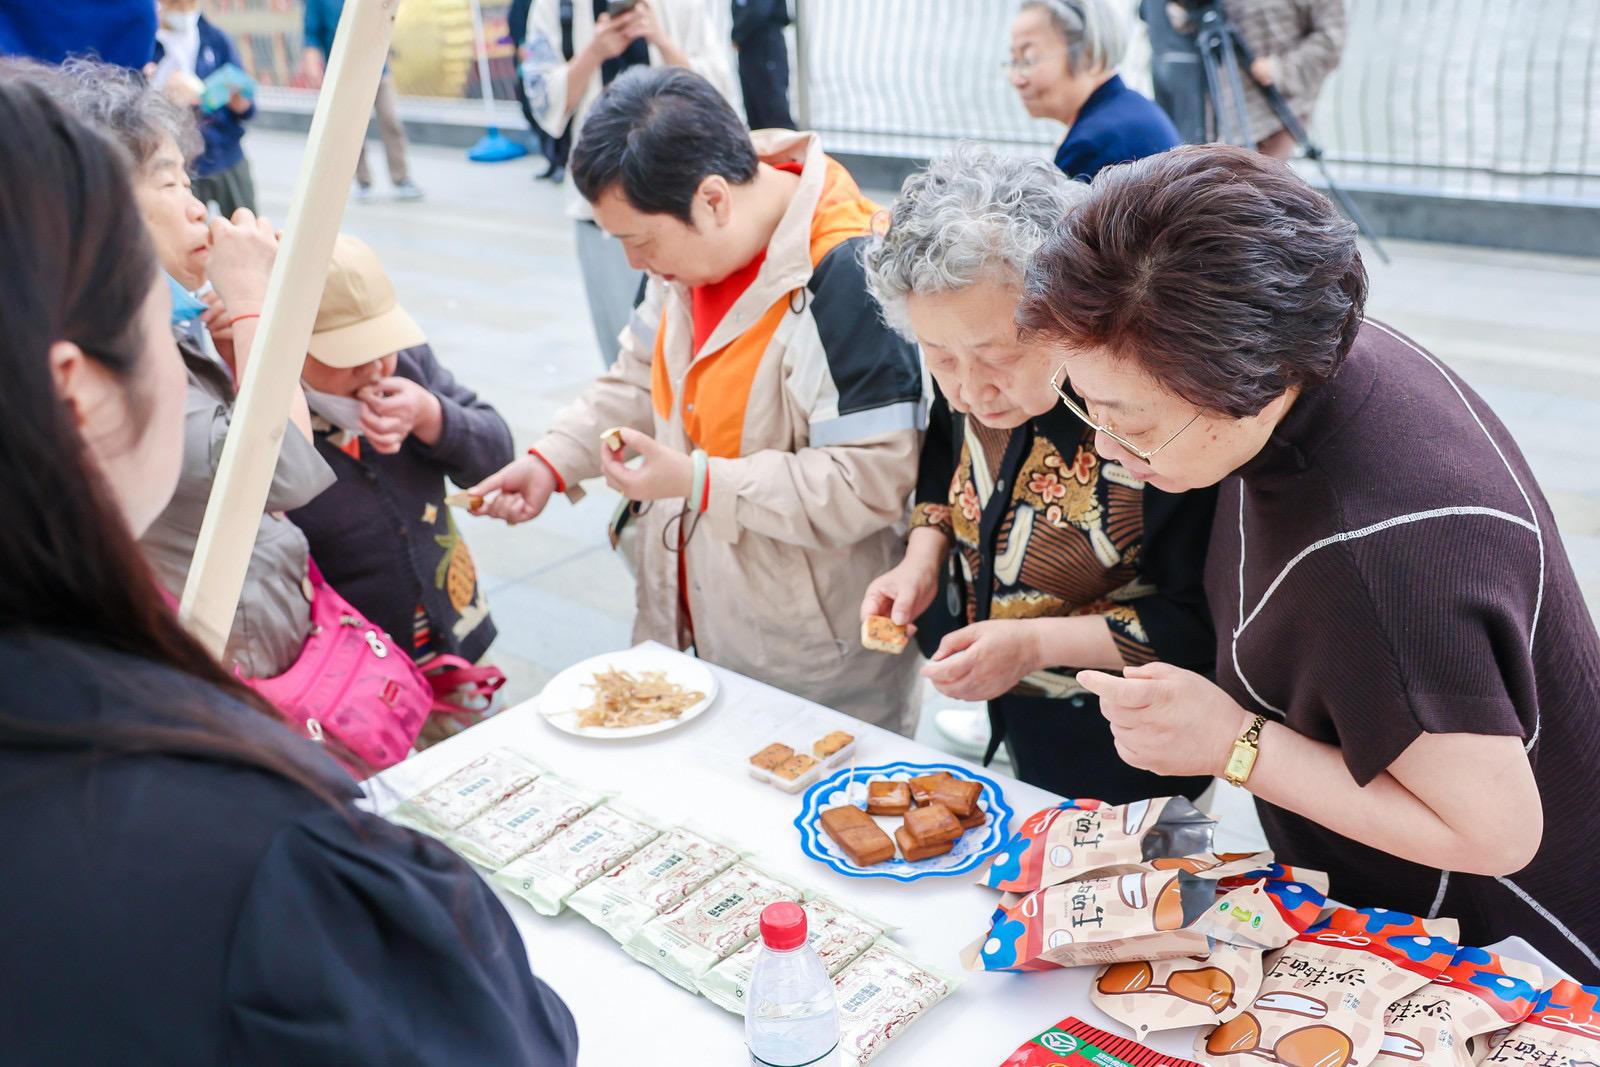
left=859, top=143, right=1216, bottom=803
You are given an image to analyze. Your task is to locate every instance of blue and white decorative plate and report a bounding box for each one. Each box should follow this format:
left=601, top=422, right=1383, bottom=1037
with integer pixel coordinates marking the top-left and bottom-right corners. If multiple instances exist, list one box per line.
left=794, top=761, right=1013, bottom=882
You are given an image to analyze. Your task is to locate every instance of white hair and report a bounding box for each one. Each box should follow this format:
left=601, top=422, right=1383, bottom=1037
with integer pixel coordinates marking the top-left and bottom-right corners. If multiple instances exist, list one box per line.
left=862, top=142, right=1089, bottom=340
left=1021, top=0, right=1130, bottom=73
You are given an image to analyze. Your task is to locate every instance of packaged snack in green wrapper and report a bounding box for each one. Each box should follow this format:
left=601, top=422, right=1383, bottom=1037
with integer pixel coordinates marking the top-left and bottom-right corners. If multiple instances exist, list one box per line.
left=449, top=773, right=607, bottom=869
left=390, top=748, right=543, bottom=835
left=568, top=827, right=741, bottom=943
left=493, top=804, right=661, bottom=915
left=623, top=861, right=803, bottom=991
left=698, top=895, right=887, bottom=1013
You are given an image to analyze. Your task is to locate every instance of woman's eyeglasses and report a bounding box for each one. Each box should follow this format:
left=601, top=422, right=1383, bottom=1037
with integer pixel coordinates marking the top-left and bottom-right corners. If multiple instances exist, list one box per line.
left=1051, top=361, right=1199, bottom=463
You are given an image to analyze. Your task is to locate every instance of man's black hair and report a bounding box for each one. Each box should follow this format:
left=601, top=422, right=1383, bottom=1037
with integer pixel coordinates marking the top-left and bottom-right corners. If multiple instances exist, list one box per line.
left=571, top=66, right=761, bottom=224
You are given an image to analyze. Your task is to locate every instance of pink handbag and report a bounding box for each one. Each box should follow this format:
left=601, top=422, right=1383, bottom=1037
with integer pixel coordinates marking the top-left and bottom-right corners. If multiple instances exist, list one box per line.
left=244, top=562, right=479, bottom=778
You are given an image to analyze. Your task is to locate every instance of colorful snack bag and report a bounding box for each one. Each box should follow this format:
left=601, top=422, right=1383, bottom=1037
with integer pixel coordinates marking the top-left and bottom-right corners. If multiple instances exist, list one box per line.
left=698, top=895, right=886, bottom=1013
left=448, top=773, right=607, bottom=869
left=1001, top=1016, right=1205, bottom=1067
left=623, top=862, right=803, bottom=990
left=492, top=803, right=661, bottom=916
left=1192, top=862, right=1332, bottom=951
left=835, top=939, right=957, bottom=1065
left=979, top=797, right=1214, bottom=894
left=1200, top=907, right=1461, bottom=1067
left=567, top=827, right=740, bottom=943
left=390, top=748, right=541, bottom=833
left=1479, top=980, right=1600, bottom=1067
left=1092, top=943, right=1267, bottom=1037
left=1375, top=945, right=1542, bottom=1066
left=967, top=859, right=1316, bottom=972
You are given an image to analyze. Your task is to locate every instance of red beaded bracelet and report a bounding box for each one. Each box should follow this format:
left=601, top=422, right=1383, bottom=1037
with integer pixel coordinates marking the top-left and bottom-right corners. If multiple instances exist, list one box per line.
left=226, top=312, right=261, bottom=328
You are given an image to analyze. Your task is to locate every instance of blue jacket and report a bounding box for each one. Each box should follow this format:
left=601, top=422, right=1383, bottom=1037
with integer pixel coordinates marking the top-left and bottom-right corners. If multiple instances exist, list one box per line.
left=0, top=0, right=155, bottom=67
left=152, top=16, right=254, bottom=178
left=1054, top=74, right=1181, bottom=182
left=303, top=0, right=345, bottom=58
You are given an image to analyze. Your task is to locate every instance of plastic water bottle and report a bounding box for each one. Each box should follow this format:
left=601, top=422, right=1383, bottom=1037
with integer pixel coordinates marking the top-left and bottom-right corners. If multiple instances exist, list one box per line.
left=745, top=901, right=841, bottom=1066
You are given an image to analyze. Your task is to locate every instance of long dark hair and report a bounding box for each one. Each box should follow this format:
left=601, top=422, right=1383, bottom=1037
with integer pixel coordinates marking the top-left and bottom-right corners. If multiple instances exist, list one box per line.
left=0, top=78, right=341, bottom=800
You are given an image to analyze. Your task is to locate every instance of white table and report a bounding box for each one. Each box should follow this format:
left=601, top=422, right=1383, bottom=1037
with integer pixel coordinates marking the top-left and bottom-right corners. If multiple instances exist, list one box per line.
left=369, top=644, right=1556, bottom=1066
left=370, top=642, right=1168, bottom=1066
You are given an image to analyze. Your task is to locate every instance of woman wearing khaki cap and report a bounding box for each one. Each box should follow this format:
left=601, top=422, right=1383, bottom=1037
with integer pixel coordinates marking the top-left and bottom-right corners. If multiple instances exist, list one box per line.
left=290, top=235, right=515, bottom=743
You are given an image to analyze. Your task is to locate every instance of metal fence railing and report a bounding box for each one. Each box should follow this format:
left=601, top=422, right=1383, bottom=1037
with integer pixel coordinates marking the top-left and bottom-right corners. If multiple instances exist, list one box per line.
left=794, top=0, right=1600, bottom=203
left=214, top=0, right=1600, bottom=204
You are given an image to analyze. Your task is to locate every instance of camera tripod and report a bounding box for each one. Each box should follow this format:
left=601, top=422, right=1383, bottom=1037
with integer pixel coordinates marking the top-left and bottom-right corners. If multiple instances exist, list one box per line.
left=1142, top=0, right=1389, bottom=263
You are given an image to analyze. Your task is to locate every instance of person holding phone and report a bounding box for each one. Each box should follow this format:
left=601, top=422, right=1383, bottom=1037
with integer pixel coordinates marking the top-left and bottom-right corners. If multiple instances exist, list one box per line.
left=516, top=0, right=733, bottom=366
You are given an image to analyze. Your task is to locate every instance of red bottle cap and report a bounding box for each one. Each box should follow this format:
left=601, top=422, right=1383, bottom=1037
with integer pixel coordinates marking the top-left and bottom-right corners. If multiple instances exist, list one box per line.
left=759, top=901, right=808, bottom=951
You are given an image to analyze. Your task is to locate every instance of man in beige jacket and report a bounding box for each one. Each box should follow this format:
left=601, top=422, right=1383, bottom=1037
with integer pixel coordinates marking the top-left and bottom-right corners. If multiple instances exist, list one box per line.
left=473, top=68, right=927, bottom=733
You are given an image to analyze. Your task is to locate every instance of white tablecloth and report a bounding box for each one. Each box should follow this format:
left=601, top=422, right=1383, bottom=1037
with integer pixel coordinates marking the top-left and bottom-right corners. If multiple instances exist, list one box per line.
left=369, top=643, right=1179, bottom=1066
left=368, top=643, right=1554, bottom=1066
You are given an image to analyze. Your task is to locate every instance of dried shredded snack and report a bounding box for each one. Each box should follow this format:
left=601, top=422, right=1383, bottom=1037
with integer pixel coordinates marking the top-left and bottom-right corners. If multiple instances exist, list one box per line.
left=567, top=828, right=741, bottom=944
left=390, top=749, right=542, bottom=833
left=493, top=804, right=661, bottom=916
left=1477, top=978, right=1600, bottom=1067
left=698, top=896, right=886, bottom=1014
left=448, top=774, right=606, bottom=869
left=623, top=862, right=803, bottom=990
left=1200, top=907, right=1460, bottom=1067
left=835, top=940, right=957, bottom=1065
left=979, top=797, right=1215, bottom=894
left=1001, top=1015, right=1205, bottom=1067
left=1375, top=944, right=1542, bottom=1066
left=573, top=668, right=704, bottom=729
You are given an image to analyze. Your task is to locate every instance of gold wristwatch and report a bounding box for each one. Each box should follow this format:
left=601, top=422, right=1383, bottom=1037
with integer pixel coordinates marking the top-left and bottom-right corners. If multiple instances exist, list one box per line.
left=1223, top=715, right=1269, bottom=787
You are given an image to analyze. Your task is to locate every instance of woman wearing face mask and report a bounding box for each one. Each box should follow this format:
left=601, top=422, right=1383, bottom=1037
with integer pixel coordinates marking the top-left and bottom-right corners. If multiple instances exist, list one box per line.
left=46, top=58, right=331, bottom=685
left=0, top=76, right=579, bottom=1061
left=1020, top=144, right=1600, bottom=979
left=1007, top=0, right=1180, bottom=182
left=860, top=144, right=1217, bottom=803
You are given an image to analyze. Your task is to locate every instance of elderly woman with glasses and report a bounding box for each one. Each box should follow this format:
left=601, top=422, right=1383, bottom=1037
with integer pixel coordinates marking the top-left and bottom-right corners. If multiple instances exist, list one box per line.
left=860, top=143, right=1217, bottom=803
left=1024, top=144, right=1600, bottom=979
left=1007, top=0, right=1179, bottom=182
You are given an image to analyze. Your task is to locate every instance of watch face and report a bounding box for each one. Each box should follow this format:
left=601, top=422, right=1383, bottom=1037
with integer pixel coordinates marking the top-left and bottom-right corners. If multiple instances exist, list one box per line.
left=1224, top=745, right=1257, bottom=783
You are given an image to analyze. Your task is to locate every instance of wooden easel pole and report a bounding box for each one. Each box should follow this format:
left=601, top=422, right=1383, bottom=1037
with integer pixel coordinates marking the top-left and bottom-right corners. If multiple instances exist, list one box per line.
left=179, top=0, right=398, bottom=656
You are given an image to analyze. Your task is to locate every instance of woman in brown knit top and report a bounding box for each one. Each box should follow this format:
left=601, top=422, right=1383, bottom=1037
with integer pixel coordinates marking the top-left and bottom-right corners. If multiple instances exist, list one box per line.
left=1021, top=144, right=1600, bottom=980
left=860, top=143, right=1217, bottom=804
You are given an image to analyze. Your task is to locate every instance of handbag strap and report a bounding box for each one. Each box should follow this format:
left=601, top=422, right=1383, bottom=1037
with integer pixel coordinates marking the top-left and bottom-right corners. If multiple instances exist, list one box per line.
left=425, top=654, right=507, bottom=716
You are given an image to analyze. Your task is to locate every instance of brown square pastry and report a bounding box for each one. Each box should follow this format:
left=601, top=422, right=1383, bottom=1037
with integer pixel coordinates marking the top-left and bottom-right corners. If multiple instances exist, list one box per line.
left=901, top=802, right=962, bottom=846
left=925, top=777, right=982, bottom=819
left=750, top=743, right=793, bottom=772
left=957, top=807, right=987, bottom=830
left=820, top=805, right=894, bottom=866
left=773, top=754, right=818, bottom=782
left=908, top=772, right=954, bottom=807
left=866, top=780, right=912, bottom=816
left=813, top=730, right=854, bottom=759
left=860, top=615, right=909, bottom=654
left=895, top=823, right=953, bottom=862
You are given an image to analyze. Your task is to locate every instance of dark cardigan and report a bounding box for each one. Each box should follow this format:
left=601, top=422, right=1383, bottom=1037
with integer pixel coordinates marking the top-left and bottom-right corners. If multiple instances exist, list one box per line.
left=1054, top=73, right=1182, bottom=182
left=289, top=344, right=514, bottom=665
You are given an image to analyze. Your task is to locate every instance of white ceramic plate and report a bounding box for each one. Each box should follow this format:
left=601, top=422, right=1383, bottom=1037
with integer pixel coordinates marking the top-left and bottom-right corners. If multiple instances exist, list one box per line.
left=537, top=648, right=718, bottom=740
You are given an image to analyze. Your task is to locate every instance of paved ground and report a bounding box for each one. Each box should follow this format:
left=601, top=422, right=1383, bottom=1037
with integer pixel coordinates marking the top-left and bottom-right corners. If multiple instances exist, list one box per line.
left=249, top=130, right=1600, bottom=843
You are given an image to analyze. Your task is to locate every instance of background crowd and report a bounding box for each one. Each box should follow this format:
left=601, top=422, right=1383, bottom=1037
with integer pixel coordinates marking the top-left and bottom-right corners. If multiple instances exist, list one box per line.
left=4, top=0, right=1598, bottom=1060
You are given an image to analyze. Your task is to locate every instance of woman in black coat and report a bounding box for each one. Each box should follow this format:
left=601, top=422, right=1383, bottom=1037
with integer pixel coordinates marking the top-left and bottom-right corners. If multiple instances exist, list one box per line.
left=0, top=78, right=578, bottom=1064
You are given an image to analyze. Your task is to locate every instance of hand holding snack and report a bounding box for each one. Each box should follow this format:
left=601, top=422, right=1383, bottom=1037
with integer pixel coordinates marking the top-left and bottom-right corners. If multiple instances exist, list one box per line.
left=205, top=208, right=278, bottom=317
left=599, top=427, right=694, bottom=502
left=860, top=525, right=947, bottom=628
left=357, top=376, right=442, bottom=453
left=468, top=454, right=560, bottom=525
left=1078, top=662, right=1253, bottom=778
left=923, top=619, right=1045, bottom=701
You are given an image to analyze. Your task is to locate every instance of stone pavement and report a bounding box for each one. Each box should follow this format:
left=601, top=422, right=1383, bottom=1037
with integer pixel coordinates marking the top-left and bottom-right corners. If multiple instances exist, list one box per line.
left=246, top=131, right=1600, bottom=822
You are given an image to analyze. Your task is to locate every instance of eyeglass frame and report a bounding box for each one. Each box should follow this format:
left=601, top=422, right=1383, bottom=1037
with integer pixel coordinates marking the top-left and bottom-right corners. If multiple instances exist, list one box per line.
left=1050, top=360, right=1200, bottom=463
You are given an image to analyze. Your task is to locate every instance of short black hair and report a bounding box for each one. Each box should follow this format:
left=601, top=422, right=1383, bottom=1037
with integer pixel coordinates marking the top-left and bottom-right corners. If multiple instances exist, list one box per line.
left=571, top=67, right=760, bottom=224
